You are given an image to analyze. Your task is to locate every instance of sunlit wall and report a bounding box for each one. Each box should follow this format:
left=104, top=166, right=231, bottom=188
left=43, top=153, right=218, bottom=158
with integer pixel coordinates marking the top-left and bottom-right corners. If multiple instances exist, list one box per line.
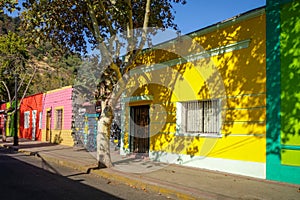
left=266, top=0, right=300, bottom=184
left=122, top=8, right=267, bottom=178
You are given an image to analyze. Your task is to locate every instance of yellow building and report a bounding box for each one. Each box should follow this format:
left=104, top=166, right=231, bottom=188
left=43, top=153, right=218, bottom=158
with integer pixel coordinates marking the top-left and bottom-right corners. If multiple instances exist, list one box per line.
left=121, top=7, right=266, bottom=178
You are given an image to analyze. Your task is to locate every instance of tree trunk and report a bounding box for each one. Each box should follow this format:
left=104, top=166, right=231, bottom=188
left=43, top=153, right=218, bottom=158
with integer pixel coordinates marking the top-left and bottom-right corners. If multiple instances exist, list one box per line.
left=96, top=102, right=113, bottom=168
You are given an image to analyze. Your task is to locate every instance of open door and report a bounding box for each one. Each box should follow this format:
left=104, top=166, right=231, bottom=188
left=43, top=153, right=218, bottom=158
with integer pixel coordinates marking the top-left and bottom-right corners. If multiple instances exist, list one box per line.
left=130, top=105, right=150, bottom=154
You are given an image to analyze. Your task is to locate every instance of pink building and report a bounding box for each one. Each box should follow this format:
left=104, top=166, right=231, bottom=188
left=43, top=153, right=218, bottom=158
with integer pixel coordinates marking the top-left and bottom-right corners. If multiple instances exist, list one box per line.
left=41, top=86, right=74, bottom=146
left=0, top=103, right=6, bottom=140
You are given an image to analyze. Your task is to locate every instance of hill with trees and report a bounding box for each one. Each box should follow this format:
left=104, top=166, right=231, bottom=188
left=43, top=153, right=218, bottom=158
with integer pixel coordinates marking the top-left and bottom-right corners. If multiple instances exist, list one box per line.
left=0, top=12, right=81, bottom=102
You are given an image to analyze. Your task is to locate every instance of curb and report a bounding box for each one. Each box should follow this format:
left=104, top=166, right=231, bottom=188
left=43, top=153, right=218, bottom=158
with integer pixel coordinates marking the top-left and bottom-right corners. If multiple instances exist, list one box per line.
left=40, top=153, right=200, bottom=200
left=90, top=169, right=200, bottom=200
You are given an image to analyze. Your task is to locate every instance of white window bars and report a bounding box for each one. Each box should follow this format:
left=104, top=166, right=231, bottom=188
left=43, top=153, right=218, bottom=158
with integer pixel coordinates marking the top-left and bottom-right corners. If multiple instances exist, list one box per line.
left=180, top=99, right=221, bottom=136
left=24, top=111, right=30, bottom=129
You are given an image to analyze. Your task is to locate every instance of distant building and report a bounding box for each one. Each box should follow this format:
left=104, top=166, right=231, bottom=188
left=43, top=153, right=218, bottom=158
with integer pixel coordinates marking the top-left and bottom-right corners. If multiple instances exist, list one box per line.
left=0, top=103, right=7, bottom=140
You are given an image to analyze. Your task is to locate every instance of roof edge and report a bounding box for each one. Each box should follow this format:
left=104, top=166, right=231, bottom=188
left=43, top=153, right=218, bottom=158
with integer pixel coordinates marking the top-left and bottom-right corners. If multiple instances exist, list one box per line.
left=156, top=6, right=266, bottom=47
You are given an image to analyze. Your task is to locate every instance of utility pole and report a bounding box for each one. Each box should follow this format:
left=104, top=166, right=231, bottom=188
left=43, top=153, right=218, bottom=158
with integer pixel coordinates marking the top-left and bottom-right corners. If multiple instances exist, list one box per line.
left=13, top=74, right=18, bottom=146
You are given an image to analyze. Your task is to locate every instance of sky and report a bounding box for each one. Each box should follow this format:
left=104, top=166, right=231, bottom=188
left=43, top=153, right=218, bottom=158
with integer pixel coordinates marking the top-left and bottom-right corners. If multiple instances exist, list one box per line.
left=5, top=0, right=267, bottom=51
left=172, top=0, right=266, bottom=35
left=9, top=0, right=266, bottom=35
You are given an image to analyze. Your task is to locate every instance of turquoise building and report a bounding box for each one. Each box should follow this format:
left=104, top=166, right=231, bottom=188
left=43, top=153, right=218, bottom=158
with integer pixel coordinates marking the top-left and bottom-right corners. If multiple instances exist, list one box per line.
left=266, top=0, right=300, bottom=184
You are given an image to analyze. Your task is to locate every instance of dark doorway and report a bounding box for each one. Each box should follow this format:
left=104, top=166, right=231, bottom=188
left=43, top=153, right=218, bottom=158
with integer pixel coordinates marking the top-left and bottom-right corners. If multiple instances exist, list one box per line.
left=46, top=110, right=51, bottom=142
left=130, top=105, right=150, bottom=154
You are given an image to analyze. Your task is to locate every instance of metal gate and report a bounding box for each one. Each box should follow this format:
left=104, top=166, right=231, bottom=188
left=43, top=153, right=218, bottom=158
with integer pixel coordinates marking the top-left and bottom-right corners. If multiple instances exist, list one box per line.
left=83, top=113, right=98, bottom=152
left=130, top=105, right=150, bottom=153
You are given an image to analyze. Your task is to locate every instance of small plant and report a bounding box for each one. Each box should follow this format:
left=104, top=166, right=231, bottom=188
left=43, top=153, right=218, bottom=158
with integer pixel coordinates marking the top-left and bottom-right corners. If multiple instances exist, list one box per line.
left=53, top=133, right=63, bottom=144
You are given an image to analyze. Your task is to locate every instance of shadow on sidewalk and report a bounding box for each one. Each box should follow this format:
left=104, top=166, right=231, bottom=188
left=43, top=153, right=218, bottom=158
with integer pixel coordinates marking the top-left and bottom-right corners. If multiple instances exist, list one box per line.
left=1, top=137, right=56, bottom=147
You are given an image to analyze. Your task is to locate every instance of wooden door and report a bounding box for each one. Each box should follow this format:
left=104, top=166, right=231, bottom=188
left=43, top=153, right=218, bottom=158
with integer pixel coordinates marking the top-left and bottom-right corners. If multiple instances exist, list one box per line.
left=46, top=110, right=51, bottom=142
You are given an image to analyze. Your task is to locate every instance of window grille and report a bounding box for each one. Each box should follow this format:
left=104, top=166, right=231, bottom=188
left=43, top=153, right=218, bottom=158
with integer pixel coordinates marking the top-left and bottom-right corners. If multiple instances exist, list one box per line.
left=55, top=109, right=63, bottom=130
left=32, top=110, right=37, bottom=128
left=180, top=99, right=220, bottom=135
left=39, top=112, right=43, bottom=129
left=24, top=111, right=30, bottom=129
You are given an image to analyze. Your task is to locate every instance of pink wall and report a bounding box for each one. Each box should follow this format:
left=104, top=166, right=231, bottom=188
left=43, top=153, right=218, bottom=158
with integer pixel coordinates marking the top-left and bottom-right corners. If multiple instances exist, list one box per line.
left=0, top=103, right=6, bottom=136
left=42, top=86, right=73, bottom=130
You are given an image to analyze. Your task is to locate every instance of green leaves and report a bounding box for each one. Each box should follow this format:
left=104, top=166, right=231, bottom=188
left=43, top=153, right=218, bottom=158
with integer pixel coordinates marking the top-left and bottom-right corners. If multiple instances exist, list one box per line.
left=19, top=0, right=187, bottom=106
left=0, top=31, right=30, bottom=102
left=0, top=0, right=19, bottom=14
left=0, top=31, right=28, bottom=70
left=21, top=0, right=187, bottom=55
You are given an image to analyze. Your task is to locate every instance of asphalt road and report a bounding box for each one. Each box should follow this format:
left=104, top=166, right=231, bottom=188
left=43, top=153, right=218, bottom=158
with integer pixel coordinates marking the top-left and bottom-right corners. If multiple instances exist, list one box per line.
left=0, top=147, right=170, bottom=200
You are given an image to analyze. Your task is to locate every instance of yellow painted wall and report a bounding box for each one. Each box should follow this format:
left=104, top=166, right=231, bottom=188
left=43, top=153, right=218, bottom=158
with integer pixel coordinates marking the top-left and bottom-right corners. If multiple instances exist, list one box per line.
left=41, top=129, right=74, bottom=146
left=124, top=10, right=266, bottom=163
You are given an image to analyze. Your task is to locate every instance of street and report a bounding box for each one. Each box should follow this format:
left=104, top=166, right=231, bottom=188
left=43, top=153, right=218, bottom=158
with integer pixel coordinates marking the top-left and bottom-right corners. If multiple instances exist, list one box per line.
left=0, top=147, right=170, bottom=200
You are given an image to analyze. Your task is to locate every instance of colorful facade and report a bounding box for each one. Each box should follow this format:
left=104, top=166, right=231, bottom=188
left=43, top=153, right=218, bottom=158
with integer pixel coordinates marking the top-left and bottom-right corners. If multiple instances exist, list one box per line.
left=72, top=100, right=99, bottom=151
left=41, top=86, right=74, bottom=146
left=19, top=93, right=43, bottom=140
left=121, top=7, right=267, bottom=179
left=0, top=102, right=19, bottom=138
left=0, top=103, right=6, bottom=139
left=266, top=0, right=300, bottom=184
left=6, top=102, right=16, bottom=137
left=0, top=1, right=298, bottom=186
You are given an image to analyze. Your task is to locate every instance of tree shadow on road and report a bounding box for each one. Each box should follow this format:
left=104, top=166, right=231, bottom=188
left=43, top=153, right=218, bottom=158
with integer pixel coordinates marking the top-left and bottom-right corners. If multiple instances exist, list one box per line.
left=0, top=148, right=122, bottom=200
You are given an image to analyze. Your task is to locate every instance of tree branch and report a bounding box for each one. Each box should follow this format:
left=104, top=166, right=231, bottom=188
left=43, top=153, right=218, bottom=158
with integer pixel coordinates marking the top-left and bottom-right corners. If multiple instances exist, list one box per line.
left=85, top=0, right=104, bottom=44
left=98, top=0, right=115, bottom=36
left=125, top=0, right=134, bottom=54
left=143, top=0, right=151, bottom=33
left=19, top=64, right=37, bottom=108
left=126, top=0, right=133, bottom=31
left=1, top=81, right=11, bottom=103
left=86, top=0, right=112, bottom=67
left=124, top=0, right=152, bottom=73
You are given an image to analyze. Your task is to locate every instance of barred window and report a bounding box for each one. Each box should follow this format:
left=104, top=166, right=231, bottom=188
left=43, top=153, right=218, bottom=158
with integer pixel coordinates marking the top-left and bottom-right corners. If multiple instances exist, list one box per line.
left=39, top=112, right=42, bottom=129
left=179, top=99, right=220, bottom=135
left=55, top=109, right=63, bottom=130
left=24, top=111, right=30, bottom=129
left=32, top=110, right=37, bottom=128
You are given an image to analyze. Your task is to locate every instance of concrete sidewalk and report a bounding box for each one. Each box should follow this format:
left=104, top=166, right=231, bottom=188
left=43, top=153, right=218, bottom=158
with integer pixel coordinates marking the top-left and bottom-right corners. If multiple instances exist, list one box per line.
left=1, top=138, right=299, bottom=200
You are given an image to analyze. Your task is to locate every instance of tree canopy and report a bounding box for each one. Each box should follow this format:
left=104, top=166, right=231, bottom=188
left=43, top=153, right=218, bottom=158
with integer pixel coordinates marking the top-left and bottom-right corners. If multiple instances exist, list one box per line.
left=0, top=12, right=20, bottom=34
left=22, top=0, right=186, bottom=56
left=0, top=30, right=31, bottom=103
left=0, top=0, right=19, bottom=14
left=0, top=11, right=81, bottom=102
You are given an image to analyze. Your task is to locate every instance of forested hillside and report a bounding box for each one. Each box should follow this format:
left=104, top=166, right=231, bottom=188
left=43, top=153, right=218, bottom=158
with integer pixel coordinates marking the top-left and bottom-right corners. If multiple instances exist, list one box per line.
left=0, top=13, right=20, bottom=34
left=0, top=12, right=81, bottom=102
